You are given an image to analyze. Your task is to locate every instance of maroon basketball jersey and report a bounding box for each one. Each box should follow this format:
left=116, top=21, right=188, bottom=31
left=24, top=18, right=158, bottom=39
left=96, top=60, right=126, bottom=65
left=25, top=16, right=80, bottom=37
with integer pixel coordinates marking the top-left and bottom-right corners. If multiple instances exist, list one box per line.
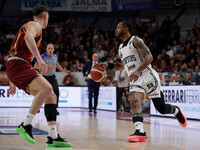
left=9, top=21, right=42, bottom=64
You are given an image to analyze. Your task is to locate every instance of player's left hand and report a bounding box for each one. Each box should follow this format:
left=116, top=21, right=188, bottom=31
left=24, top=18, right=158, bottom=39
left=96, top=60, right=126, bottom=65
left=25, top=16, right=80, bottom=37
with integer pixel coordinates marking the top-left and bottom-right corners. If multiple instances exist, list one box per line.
left=129, top=70, right=142, bottom=82
left=62, top=69, right=70, bottom=75
left=129, top=73, right=139, bottom=82
left=8, top=81, right=16, bottom=95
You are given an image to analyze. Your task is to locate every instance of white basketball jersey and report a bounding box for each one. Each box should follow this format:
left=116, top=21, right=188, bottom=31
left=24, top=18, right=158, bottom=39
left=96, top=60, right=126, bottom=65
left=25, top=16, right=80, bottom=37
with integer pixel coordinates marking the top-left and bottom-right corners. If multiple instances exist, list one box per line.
left=118, top=36, right=152, bottom=77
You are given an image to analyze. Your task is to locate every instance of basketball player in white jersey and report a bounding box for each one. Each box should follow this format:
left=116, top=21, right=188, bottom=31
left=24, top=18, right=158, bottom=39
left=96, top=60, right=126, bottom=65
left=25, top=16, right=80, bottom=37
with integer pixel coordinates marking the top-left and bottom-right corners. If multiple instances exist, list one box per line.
left=98, top=21, right=187, bottom=142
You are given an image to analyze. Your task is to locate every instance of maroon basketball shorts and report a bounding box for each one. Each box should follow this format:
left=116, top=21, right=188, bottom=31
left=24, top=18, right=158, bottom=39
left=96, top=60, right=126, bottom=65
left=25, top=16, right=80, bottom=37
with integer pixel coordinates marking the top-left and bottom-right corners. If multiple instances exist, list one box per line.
left=6, top=59, right=40, bottom=94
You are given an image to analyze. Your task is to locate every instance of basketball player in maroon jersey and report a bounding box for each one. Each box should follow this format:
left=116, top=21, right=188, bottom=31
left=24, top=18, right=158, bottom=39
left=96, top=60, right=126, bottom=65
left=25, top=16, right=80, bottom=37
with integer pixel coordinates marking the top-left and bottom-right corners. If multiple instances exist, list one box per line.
left=6, top=6, right=71, bottom=147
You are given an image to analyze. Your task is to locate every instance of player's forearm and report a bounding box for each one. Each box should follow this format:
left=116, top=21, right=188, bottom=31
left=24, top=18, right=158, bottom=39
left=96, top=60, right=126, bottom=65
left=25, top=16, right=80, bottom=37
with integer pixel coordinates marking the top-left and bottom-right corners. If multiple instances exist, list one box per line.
left=137, top=54, right=153, bottom=73
left=113, top=62, right=124, bottom=71
left=106, top=62, right=124, bottom=71
left=34, top=63, right=40, bottom=70
left=24, top=34, right=42, bottom=61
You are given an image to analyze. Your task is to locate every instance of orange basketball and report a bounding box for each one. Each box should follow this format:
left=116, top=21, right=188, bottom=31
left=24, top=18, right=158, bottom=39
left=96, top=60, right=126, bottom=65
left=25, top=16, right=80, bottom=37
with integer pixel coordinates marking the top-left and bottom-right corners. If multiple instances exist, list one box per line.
left=90, top=64, right=107, bottom=82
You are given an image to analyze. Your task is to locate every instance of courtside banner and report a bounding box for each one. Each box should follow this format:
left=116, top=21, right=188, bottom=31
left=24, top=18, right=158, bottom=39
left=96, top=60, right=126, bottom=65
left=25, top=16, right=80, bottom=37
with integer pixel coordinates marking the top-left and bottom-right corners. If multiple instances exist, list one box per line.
left=81, top=87, right=117, bottom=110
left=0, top=86, right=116, bottom=110
left=150, top=86, right=200, bottom=120
left=21, top=0, right=67, bottom=11
left=112, top=0, right=157, bottom=11
left=66, top=0, right=111, bottom=12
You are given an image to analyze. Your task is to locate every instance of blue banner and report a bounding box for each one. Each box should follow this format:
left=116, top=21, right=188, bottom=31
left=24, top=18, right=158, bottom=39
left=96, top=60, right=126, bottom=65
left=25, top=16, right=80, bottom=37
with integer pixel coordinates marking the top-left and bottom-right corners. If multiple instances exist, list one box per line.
left=21, top=0, right=67, bottom=11
left=112, top=0, right=157, bottom=11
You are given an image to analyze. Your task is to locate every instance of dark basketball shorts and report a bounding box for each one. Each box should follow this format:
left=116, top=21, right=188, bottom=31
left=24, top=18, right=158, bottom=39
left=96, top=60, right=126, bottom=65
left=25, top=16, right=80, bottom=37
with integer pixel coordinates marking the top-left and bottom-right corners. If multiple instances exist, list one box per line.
left=118, top=87, right=129, bottom=96
left=6, top=59, right=41, bottom=94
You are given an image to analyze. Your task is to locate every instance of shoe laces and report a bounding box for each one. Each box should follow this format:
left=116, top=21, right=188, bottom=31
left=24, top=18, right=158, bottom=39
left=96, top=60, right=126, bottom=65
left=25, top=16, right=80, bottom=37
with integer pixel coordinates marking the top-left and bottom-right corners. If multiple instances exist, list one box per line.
left=22, top=123, right=34, bottom=138
left=56, top=134, right=66, bottom=142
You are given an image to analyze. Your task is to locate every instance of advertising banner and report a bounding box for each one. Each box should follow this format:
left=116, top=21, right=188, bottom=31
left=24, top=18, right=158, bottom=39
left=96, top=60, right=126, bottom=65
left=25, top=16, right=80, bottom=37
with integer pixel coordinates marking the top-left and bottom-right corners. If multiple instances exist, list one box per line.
left=112, top=0, right=157, bottom=11
left=150, top=86, right=200, bottom=120
left=0, top=86, right=116, bottom=111
left=21, top=0, right=67, bottom=11
left=66, top=0, right=111, bottom=12
left=81, top=86, right=117, bottom=110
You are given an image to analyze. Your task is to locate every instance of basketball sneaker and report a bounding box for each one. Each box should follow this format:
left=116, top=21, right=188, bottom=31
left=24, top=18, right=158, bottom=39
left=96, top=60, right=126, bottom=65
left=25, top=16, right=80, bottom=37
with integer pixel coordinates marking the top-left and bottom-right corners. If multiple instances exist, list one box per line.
left=46, top=134, right=72, bottom=148
left=127, top=130, right=147, bottom=142
left=174, top=106, right=187, bottom=127
left=16, top=122, right=36, bottom=144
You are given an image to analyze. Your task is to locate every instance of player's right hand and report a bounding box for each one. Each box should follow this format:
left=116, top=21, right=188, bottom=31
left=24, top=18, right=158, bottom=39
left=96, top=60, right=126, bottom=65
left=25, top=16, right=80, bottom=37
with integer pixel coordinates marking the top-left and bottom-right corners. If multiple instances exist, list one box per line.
left=93, top=63, right=108, bottom=69
left=38, top=59, right=48, bottom=75
left=8, top=81, right=16, bottom=96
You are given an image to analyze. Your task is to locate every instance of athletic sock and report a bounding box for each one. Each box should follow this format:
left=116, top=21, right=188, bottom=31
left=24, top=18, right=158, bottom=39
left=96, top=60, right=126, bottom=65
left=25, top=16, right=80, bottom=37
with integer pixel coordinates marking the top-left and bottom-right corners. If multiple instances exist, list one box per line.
left=48, top=125, right=58, bottom=139
left=24, top=112, right=35, bottom=126
left=134, top=121, right=144, bottom=133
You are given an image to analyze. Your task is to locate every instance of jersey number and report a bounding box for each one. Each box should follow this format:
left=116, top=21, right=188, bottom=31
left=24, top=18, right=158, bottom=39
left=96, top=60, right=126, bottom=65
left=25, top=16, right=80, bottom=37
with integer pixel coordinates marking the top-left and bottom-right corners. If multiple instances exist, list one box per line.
left=147, top=83, right=154, bottom=89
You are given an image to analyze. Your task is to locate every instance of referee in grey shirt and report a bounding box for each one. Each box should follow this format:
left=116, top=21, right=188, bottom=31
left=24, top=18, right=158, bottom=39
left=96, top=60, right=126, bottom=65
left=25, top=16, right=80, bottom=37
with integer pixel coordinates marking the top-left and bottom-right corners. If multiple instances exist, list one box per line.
left=34, top=43, right=70, bottom=115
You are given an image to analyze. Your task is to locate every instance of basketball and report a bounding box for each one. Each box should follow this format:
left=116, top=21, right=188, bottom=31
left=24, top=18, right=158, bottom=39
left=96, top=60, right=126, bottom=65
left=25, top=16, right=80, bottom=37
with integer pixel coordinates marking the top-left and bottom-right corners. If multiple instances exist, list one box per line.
left=90, top=64, right=107, bottom=82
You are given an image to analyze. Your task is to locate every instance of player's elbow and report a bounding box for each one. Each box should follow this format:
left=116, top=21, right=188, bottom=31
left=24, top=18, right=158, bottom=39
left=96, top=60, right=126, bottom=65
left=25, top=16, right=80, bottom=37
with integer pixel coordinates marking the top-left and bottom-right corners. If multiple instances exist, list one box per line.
left=148, top=54, right=153, bottom=64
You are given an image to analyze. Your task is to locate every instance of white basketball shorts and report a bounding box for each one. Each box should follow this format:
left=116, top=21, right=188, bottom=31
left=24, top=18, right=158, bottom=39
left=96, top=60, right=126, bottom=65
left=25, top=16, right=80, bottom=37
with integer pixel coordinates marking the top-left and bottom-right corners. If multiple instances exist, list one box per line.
left=129, top=67, right=161, bottom=98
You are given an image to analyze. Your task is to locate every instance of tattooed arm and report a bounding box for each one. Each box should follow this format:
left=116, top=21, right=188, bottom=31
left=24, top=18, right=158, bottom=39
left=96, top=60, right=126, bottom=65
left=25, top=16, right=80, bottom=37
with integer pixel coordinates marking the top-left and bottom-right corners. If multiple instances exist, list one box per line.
left=113, top=61, right=124, bottom=71
left=133, top=36, right=153, bottom=73
left=129, top=36, right=153, bottom=82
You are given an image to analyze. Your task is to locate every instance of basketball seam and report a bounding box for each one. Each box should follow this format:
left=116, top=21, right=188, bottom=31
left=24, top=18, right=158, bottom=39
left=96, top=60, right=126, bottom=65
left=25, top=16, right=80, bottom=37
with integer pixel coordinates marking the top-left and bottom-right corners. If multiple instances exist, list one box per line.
left=91, top=68, right=107, bottom=82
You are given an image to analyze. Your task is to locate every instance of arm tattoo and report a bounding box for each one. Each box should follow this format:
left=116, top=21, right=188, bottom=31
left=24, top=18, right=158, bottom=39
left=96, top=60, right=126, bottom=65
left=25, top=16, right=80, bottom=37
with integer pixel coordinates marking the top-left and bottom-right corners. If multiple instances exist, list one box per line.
left=133, top=37, right=153, bottom=73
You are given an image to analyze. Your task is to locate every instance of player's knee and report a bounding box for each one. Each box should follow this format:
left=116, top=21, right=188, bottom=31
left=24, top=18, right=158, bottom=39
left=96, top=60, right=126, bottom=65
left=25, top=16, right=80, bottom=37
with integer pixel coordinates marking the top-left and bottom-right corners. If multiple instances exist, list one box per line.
left=46, top=93, right=57, bottom=104
left=42, top=84, right=53, bottom=95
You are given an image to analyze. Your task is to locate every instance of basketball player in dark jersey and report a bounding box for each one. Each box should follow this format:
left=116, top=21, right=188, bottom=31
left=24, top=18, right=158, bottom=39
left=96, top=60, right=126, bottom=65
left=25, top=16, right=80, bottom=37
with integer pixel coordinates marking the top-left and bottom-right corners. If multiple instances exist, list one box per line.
left=98, top=21, right=187, bottom=142
left=6, top=5, right=71, bottom=147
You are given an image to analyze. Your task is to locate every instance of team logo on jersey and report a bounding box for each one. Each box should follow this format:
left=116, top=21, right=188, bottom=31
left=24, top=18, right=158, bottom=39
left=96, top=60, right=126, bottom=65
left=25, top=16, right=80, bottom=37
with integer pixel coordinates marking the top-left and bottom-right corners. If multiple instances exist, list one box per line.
left=127, top=64, right=136, bottom=71
left=129, top=46, right=132, bottom=49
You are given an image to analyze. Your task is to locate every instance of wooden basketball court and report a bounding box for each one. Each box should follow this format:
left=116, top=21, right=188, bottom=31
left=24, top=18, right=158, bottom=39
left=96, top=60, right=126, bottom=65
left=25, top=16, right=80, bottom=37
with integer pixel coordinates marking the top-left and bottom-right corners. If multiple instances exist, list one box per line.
left=0, top=108, right=199, bottom=150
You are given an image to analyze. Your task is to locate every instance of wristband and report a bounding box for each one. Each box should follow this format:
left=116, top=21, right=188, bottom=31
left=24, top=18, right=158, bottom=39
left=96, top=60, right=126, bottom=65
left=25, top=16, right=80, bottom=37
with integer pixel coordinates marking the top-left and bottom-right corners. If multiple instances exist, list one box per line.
left=107, top=63, right=114, bottom=69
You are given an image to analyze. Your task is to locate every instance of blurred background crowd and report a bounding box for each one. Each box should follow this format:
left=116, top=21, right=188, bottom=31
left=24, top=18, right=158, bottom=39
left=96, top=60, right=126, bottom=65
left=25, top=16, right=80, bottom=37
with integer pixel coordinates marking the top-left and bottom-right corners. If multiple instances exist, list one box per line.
left=0, top=15, right=200, bottom=85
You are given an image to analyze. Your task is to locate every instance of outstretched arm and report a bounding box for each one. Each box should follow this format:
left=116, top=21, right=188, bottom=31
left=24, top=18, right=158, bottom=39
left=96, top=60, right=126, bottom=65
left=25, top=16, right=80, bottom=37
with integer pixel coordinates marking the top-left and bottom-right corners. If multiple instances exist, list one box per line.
left=56, top=62, right=70, bottom=74
left=113, top=61, right=124, bottom=71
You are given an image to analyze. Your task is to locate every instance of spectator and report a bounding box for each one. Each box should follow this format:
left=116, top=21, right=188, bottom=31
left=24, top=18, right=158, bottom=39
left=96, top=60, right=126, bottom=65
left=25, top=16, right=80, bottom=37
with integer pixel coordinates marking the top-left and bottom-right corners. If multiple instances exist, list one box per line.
left=96, top=44, right=104, bottom=59
left=170, top=73, right=176, bottom=82
left=183, top=71, right=197, bottom=85
left=164, top=75, right=170, bottom=86
left=176, top=74, right=184, bottom=85
left=63, top=74, right=75, bottom=86
left=76, top=44, right=85, bottom=60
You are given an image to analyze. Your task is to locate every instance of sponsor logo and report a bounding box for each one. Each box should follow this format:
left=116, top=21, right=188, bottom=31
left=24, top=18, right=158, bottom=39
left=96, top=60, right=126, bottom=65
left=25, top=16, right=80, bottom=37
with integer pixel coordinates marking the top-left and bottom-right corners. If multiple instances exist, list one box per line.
left=122, top=55, right=136, bottom=66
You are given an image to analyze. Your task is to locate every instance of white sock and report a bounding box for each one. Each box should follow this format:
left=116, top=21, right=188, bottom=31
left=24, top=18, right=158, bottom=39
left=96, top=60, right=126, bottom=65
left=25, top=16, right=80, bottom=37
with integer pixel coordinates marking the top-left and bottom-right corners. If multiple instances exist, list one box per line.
left=134, top=122, right=144, bottom=133
left=173, top=107, right=179, bottom=116
left=48, top=125, right=58, bottom=139
left=24, top=112, right=35, bottom=126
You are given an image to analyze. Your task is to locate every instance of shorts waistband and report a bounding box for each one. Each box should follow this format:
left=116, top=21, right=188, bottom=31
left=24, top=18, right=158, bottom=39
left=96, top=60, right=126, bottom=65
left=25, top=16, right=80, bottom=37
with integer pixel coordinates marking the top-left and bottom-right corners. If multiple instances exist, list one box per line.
left=8, top=56, right=29, bottom=64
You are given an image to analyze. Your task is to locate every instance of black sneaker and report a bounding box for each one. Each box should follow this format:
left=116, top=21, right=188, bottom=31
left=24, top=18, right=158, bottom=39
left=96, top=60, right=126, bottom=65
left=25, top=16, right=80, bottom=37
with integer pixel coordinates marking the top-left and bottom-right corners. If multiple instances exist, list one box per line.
left=16, top=122, right=36, bottom=144
left=174, top=106, right=187, bottom=127
left=127, top=130, right=147, bottom=142
left=56, top=110, right=60, bottom=116
left=46, top=134, right=72, bottom=147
